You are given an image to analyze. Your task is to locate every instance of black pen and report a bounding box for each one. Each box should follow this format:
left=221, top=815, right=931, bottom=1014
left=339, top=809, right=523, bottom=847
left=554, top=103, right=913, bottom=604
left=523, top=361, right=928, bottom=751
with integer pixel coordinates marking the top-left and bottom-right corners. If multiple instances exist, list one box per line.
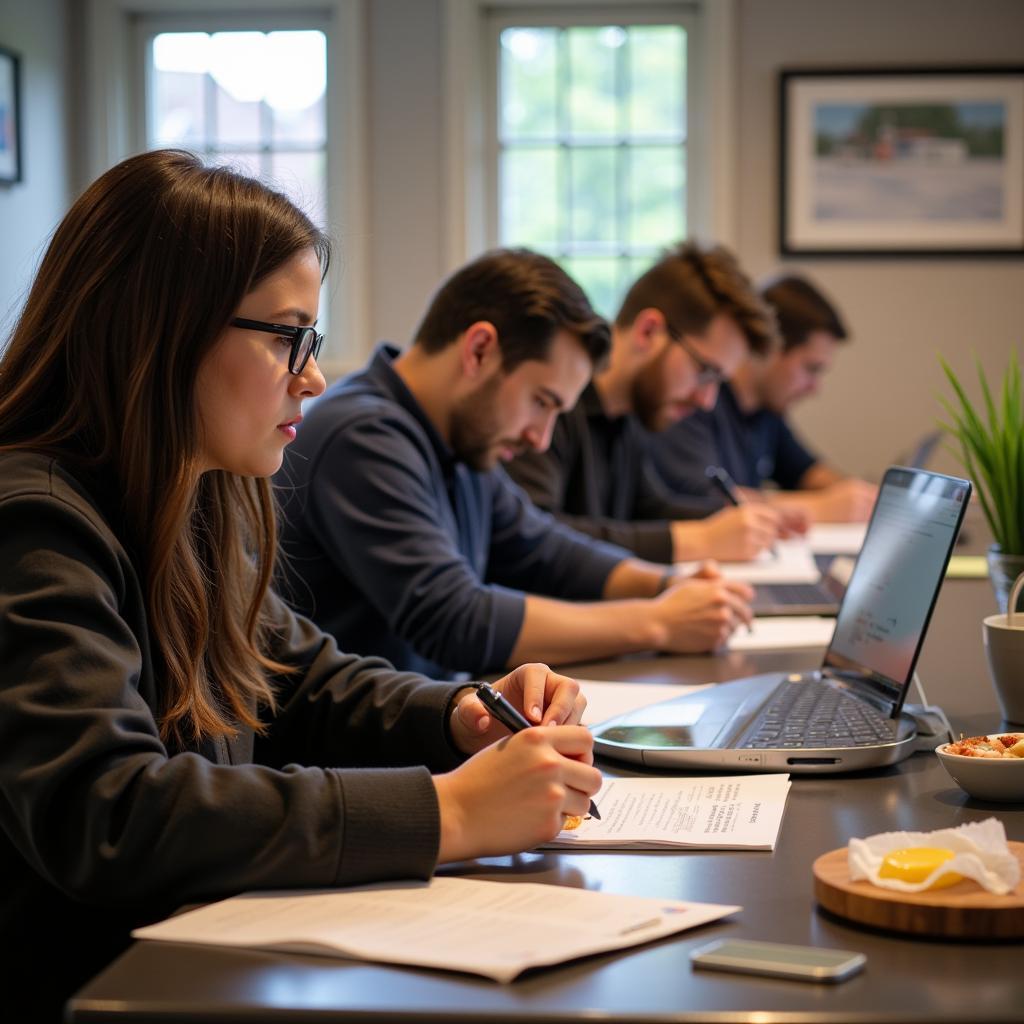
left=474, top=682, right=601, bottom=821
left=706, top=465, right=778, bottom=560
left=705, top=464, right=743, bottom=507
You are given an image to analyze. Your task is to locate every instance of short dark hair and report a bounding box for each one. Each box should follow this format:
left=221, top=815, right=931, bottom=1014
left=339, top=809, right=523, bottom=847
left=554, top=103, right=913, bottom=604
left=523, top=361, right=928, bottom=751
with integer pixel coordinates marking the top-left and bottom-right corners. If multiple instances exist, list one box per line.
left=413, top=248, right=610, bottom=370
left=760, top=274, right=848, bottom=352
left=615, top=241, right=778, bottom=355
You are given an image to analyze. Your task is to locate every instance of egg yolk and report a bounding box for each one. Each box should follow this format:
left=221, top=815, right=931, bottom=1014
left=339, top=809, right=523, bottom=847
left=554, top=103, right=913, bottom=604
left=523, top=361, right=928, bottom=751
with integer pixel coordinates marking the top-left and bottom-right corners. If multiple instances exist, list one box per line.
left=878, top=847, right=963, bottom=889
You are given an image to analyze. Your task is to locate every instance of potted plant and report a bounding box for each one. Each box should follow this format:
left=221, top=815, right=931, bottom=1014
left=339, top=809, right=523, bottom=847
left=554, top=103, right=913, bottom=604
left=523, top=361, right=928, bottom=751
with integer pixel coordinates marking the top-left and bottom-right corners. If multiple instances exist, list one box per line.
left=939, top=351, right=1023, bottom=613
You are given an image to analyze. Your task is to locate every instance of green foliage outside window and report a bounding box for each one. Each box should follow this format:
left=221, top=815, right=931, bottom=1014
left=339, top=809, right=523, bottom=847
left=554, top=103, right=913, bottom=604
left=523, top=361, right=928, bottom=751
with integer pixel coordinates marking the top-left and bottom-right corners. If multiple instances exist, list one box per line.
left=499, top=24, right=687, bottom=318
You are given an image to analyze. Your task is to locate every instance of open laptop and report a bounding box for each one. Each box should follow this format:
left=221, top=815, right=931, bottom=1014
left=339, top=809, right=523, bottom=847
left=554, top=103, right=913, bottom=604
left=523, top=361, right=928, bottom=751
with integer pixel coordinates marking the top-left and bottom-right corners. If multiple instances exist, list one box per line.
left=593, top=467, right=971, bottom=774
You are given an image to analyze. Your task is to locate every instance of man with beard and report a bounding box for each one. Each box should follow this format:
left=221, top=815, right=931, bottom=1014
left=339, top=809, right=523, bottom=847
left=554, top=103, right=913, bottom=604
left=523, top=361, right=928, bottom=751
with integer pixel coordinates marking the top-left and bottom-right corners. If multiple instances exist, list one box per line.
left=274, top=248, right=753, bottom=680
left=647, top=273, right=877, bottom=523
left=507, top=242, right=800, bottom=565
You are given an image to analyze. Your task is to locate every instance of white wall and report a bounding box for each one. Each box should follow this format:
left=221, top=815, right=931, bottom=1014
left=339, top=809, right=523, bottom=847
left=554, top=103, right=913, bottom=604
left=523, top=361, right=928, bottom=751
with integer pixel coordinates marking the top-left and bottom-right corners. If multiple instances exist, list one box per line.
left=734, top=0, right=1024, bottom=481
left=0, top=0, right=72, bottom=342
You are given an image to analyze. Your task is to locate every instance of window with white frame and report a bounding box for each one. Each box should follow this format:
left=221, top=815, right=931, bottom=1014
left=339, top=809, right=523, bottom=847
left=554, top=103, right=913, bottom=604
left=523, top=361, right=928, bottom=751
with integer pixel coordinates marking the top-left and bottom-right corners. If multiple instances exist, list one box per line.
left=487, top=9, right=693, bottom=318
left=146, top=29, right=328, bottom=231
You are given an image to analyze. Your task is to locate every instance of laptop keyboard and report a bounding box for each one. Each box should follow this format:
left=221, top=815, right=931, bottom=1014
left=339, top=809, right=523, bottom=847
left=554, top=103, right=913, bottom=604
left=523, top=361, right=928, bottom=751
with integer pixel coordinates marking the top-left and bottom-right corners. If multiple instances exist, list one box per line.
left=741, top=679, right=897, bottom=749
left=757, top=583, right=832, bottom=604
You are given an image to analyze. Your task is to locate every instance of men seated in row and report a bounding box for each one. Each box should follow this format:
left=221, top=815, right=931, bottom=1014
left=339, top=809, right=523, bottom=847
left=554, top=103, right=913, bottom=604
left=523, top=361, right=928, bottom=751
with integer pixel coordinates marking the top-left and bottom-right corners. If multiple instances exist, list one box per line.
left=275, top=248, right=753, bottom=681
left=507, top=242, right=802, bottom=564
left=647, top=273, right=877, bottom=522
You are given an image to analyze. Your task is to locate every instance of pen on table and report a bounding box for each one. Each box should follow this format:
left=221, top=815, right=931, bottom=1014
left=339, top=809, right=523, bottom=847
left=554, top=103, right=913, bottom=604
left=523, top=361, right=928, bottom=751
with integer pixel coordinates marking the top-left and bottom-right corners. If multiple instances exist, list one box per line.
left=474, top=682, right=601, bottom=821
left=705, top=464, right=778, bottom=559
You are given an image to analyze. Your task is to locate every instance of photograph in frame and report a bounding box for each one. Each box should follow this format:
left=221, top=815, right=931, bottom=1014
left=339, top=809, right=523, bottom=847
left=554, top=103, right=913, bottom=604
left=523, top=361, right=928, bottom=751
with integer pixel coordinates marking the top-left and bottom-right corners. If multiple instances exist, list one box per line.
left=779, top=68, right=1024, bottom=256
left=0, top=45, right=22, bottom=185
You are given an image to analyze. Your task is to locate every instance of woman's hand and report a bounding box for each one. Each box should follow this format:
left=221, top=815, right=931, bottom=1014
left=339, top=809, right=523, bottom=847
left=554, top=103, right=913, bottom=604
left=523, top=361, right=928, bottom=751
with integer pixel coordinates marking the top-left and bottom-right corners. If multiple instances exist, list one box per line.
left=449, top=663, right=586, bottom=756
left=433, top=725, right=601, bottom=862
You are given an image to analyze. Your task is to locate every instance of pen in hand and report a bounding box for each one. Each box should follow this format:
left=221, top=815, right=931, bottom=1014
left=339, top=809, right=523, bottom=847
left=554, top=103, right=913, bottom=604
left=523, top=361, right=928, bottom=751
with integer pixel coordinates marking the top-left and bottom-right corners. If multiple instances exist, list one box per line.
left=474, top=682, right=601, bottom=821
left=705, top=465, right=778, bottom=560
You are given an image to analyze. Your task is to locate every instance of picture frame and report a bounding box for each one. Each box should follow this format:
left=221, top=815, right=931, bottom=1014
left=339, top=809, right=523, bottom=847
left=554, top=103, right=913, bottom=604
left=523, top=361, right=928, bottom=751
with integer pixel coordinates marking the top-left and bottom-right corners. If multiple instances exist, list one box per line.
left=0, top=45, right=22, bottom=185
left=779, top=67, right=1024, bottom=257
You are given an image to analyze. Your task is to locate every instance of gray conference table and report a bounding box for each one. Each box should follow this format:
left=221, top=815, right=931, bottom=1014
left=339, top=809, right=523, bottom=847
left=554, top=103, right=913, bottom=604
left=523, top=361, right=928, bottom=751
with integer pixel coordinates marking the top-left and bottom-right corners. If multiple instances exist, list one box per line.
left=68, top=570, right=1023, bottom=1023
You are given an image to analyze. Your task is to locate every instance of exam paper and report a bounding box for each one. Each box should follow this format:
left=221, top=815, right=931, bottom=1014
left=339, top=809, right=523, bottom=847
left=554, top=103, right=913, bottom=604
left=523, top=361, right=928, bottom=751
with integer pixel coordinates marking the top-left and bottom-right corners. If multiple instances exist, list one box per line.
left=806, top=523, right=868, bottom=555
left=132, top=877, right=739, bottom=983
left=577, top=679, right=711, bottom=727
left=676, top=539, right=820, bottom=584
left=727, top=616, right=835, bottom=651
left=546, top=774, right=791, bottom=851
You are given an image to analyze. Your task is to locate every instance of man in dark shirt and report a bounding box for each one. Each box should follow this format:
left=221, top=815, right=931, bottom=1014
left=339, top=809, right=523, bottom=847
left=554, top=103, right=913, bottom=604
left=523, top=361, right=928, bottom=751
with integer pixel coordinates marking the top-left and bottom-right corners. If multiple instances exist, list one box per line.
left=276, top=249, right=753, bottom=679
left=648, top=273, right=877, bottom=522
left=507, top=242, right=798, bottom=564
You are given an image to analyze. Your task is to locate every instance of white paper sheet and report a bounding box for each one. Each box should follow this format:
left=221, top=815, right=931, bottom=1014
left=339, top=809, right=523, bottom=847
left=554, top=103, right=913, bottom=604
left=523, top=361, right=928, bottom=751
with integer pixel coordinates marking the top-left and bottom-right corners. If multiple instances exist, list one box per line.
left=576, top=679, right=711, bottom=727
left=806, top=523, right=868, bottom=555
left=546, top=774, right=791, bottom=851
left=727, top=616, right=835, bottom=651
left=676, top=539, right=820, bottom=584
left=132, top=877, right=739, bottom=983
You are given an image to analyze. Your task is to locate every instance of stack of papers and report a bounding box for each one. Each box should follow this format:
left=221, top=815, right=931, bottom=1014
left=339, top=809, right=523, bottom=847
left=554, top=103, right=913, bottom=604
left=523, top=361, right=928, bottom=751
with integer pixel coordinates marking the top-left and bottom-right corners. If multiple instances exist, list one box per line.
left=546, top=774, right=791, bottom=851
left=132, top=877, right=739, bottom=982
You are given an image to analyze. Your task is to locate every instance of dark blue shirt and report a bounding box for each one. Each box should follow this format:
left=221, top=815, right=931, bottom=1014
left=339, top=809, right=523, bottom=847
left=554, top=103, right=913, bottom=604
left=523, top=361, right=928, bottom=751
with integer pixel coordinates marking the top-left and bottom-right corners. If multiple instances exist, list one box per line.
left=648, top=382, right=819, bottom=496
left=507, top=384, right=720, bottom=563
left=275, top=345, right=627, bottom=680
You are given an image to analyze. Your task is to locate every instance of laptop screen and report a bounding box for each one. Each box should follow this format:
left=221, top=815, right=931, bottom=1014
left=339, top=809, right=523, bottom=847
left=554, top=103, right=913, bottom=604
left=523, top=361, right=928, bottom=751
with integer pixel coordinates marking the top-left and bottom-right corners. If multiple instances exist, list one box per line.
left=824, top=467, right=970, bottom=707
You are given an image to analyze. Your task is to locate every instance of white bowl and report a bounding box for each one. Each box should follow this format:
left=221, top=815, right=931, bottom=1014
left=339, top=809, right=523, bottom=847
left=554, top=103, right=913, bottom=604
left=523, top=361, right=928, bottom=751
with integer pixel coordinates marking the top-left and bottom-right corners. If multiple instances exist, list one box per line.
left=935, top=733, right=1024, bottom=803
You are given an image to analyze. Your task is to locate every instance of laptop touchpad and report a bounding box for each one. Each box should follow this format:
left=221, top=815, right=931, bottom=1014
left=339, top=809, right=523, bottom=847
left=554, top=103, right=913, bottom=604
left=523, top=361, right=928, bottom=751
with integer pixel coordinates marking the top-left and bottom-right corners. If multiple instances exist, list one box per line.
left=594, top=699, right=740, bottom=749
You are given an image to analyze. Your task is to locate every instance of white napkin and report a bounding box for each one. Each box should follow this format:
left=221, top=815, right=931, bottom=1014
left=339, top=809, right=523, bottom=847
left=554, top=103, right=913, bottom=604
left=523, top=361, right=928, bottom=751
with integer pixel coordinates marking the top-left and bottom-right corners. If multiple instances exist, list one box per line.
left=848, top=818, right=1020, bottom=895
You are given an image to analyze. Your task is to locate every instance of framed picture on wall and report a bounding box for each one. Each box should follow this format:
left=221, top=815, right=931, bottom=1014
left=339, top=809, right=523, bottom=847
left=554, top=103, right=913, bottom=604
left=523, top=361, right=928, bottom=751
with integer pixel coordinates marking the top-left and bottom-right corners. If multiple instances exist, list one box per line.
left=0, top=45, right=22, bottom=185
left=779, top=67, right=1024, bottom=256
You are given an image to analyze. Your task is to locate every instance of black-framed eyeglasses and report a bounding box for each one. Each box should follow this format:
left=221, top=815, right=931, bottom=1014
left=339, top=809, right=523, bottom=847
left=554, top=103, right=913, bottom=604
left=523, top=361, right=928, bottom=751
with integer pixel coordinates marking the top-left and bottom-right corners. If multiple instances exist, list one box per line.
left=665, top=326, right=727, bottom=388
left=231, top=317, right=324, bottom=375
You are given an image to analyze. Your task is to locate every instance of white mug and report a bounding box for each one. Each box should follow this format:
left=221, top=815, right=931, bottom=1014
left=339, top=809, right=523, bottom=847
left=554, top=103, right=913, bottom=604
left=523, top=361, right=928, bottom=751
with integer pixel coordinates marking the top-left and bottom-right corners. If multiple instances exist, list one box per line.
left=983, top=613, right=1024, bottom=724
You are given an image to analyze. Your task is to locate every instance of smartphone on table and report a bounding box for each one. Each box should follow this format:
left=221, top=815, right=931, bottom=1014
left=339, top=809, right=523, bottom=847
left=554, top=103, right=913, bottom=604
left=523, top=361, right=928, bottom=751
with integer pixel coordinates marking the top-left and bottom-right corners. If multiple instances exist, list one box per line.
left=690, top=938, right=866, bottom=983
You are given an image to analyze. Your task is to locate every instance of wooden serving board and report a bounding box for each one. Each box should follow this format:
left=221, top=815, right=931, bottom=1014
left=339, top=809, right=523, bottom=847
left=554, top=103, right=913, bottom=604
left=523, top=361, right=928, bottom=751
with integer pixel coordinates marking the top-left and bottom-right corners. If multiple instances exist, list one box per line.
left=813, top=842, right=1024, bottom=939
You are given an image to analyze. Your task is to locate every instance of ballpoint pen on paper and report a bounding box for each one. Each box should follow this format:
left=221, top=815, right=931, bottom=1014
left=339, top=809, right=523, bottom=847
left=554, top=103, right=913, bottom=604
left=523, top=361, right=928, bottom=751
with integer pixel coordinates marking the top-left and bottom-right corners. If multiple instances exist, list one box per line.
left=474, top=682, right=601, bottom=821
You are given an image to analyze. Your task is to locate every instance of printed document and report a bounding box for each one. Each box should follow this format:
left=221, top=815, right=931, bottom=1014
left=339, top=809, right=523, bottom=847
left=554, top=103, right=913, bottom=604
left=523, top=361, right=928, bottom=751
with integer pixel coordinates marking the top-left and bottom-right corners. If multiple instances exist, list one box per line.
left=546, top=774, right=791, bottom=851
left=676, top=539, right=819, bottom=584
left=806, top=523, right=868, bottom=555
left=727, top=616, right=835, bottom=651
left=132, top=876, right=739, bottom=983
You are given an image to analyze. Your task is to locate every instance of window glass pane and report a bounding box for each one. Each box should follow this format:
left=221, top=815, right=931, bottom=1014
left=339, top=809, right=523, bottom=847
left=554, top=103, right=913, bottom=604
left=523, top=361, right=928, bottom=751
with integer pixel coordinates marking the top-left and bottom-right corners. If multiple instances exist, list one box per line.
left=273, top=94, right=326, bottom=145
left=562, top=256, right=621, bottom=319
left=501, top=146, right=560, bottom=247
left=567, top=26, right=620, bottom=139
left=500, top=28, right=557, bottom=140
left=214, top=81, right=261, bottom=146
left=628, top=146, right=685, bottom=246
left=627, top=26, right=685, bottom=138
left=569, top=146, right=617, bottom=246
left=496, top=18, right=687, bottom=311
left=152, top=33, right=209, bottom=145
left=271, top=151, right=328, bottom=227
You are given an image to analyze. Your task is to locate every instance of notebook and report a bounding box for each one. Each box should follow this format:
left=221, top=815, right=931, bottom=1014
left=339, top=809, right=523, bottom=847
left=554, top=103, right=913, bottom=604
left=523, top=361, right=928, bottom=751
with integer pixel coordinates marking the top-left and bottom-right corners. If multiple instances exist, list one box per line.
left=593, top=467, right=971, bottom=775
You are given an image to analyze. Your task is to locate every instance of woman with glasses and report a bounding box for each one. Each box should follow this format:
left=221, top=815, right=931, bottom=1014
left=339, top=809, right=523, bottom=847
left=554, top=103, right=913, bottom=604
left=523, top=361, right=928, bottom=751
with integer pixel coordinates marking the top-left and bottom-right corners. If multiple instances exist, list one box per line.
left=0, top=149, right=599, bottom=1019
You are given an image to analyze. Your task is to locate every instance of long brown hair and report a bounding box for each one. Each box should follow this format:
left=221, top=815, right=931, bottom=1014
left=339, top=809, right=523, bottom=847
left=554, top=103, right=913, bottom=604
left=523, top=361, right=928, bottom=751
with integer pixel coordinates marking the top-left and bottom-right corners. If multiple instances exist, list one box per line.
left=0, top=149, right=330, bottom=746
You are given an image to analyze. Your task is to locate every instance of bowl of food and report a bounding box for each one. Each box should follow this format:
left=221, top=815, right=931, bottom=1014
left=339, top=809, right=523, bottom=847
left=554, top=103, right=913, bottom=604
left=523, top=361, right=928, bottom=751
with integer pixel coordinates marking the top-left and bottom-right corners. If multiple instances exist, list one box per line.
left=935, top=733, right=1024, bottom=803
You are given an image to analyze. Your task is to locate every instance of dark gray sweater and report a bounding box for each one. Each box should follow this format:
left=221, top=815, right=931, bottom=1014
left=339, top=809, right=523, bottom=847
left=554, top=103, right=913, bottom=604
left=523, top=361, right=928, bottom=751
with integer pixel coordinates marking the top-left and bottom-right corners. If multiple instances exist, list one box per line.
left=0, top=451, right=464, bottom=1019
